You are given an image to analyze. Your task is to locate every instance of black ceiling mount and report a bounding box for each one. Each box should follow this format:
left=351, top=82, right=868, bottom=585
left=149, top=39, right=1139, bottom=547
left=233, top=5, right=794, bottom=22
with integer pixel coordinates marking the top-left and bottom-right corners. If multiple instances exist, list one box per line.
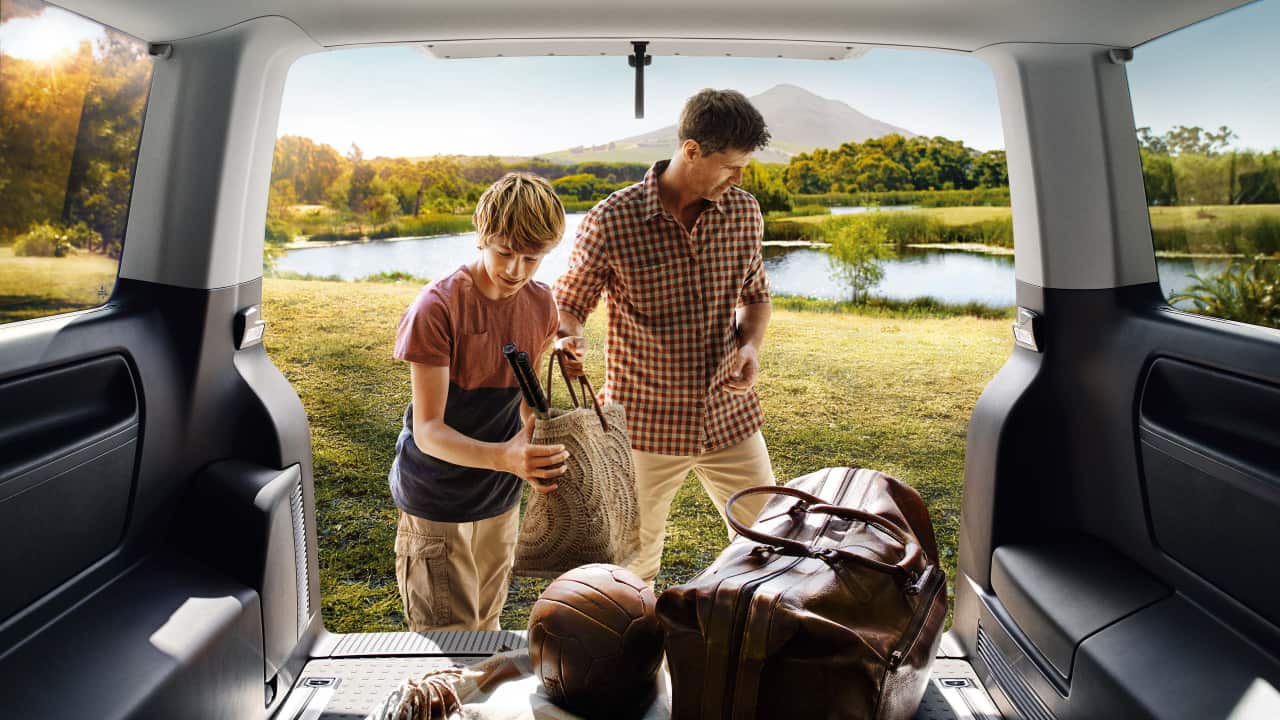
left=628, top=41, right=652, bottom=119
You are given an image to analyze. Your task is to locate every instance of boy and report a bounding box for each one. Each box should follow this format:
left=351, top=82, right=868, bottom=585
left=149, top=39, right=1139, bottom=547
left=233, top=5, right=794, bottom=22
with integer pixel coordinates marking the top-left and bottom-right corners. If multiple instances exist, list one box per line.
left=389, top=173, right=568, bottom=632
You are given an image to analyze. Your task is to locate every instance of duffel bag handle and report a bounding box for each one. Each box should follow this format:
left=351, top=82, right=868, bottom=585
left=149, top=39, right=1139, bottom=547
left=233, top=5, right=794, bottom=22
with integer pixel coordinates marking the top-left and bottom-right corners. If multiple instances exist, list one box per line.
left=725, top=485, right=929, bottom=589
left=545, top=349, right=609, bottom=432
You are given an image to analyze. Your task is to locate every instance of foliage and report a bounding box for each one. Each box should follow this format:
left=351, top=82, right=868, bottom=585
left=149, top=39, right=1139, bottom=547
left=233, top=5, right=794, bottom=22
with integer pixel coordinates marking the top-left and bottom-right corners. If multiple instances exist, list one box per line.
left=359, top=271, right=431, bottom=284
left=551, top=173, right=628, bottom=201
left=767, top=207, right=1017, bottom=250
left=262, top=218, right=292, bottom=271
left=1169, top=259, right=1280, bottom=329
left=1136, top=125, right=1280, bottom=206
left=560, top=199, right=599, bottom=213
left=13, top=223, right=73, bottom=257
left=825, top=215, right=895, bottom=303
left=770, top=293, right=1013, bottom=319
left=272, top=136, right=344, bottom=204
left=0, top=21, right=151, bottom=256
left=739, top=161, right=792, bottom=213
left=784, top=135, right=1008, bottom=194
left=766, top=204, right=829, bottom=220
left=794, top=188, right=1011, bottom=208
left=301, top=213, right=475, bottom=243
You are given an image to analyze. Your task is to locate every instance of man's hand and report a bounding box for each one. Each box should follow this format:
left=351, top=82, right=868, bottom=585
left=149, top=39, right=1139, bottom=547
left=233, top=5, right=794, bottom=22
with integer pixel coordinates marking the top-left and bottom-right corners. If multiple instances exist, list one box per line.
left=724, top=343, right=760, bottom=396
left=498, top=422, right=566, bottom=493
left=554, top=335, right=587, bottom=377
left=556, top=310, right=588, bottom=378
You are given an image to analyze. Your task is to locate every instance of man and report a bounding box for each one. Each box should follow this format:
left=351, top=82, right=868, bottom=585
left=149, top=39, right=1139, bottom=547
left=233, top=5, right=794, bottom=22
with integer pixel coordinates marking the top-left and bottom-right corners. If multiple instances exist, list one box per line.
left=554, top=88, right=776, bottom=584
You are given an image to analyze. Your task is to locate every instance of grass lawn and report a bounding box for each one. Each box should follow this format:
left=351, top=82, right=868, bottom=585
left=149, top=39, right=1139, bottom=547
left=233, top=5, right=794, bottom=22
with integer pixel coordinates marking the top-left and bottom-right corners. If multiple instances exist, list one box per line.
left=1146, top=203, right=1280, bottom=231
left=261, top=277, right=1012, bottom=632
left=0, top=247, right=120, bottom=324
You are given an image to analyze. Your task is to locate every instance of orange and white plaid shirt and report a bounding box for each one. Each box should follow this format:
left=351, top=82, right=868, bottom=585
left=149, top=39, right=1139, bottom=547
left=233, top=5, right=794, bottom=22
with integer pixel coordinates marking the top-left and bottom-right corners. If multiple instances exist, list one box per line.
left=553, top=161, right=771, bottom=455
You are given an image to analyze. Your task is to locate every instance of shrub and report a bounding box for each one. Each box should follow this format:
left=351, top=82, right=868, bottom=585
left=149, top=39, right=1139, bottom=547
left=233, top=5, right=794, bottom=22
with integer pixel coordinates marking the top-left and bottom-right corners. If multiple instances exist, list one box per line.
left=369, top=213, right=474, bottom=239
left=1169, top=259, right=1280, bottom=329
left=825, top=215, right=895, bottom=304
left=64, top=222, right=102, bottom=250
left=360, top=271, right=430, bottom=284
left=13, top=223, right=73, bottom=257
left=766, top=204, right=829, bottom=220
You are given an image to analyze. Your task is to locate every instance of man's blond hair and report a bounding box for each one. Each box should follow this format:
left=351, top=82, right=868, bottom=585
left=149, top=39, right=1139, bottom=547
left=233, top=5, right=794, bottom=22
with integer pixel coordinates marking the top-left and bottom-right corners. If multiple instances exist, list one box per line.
left=473, top=173, right=565, bottom=254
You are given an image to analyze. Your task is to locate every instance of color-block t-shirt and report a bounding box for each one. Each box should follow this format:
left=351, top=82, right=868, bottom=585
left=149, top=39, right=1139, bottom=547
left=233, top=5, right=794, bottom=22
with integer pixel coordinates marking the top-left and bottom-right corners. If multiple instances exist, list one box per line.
left=389, top=265, right=558, bottom=522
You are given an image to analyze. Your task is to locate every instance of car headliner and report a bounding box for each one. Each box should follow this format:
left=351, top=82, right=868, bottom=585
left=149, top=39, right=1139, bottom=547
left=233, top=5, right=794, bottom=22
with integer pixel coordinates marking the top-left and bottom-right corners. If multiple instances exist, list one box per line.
left=50, top=0, right=1254, bottom=53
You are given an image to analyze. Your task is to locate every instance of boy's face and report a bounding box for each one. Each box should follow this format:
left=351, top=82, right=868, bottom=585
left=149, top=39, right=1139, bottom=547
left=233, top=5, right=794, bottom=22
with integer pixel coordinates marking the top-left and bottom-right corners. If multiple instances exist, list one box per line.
left=479, top=237, right=548, bottom=297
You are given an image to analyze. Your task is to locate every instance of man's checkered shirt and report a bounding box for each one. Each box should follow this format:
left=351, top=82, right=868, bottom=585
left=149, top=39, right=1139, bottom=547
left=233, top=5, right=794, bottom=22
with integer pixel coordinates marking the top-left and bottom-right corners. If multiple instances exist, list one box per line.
left=553, top=161, right=771, bottom=456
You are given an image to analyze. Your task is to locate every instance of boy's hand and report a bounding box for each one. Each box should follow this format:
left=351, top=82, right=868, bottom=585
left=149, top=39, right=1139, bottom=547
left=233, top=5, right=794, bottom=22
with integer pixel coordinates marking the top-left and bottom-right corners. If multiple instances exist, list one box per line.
left=724, top=343, right=760, bottom=395
left=499, top=422, right=566, bottom=493
left=554, top=335, right=588, bottom=377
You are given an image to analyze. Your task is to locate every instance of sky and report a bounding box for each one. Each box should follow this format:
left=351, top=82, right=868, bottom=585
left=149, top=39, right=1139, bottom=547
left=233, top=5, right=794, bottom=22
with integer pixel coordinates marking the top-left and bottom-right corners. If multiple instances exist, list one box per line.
left=3, top=0, right=1279, bottom=158
left=276, top=48, right=1007, bottom=157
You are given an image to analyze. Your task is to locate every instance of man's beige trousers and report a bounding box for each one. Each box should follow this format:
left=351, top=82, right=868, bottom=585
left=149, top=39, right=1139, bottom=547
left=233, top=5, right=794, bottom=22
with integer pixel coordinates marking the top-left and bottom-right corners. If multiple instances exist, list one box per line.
left=626, top=431, right=775, bottom=584
left=394, top=505, right=519, bottom=632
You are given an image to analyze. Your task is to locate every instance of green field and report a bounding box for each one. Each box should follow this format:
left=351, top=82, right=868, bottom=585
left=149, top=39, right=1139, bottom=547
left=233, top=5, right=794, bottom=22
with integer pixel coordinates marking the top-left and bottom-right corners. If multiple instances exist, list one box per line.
left=260, top=277, right=1012, bottom=631
left=0, top=247, right=119, bottom=323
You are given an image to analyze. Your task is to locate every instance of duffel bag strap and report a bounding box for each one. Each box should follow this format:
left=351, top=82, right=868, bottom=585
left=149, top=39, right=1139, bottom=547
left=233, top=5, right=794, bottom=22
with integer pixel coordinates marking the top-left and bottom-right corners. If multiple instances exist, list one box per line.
left=545, top=350, right=610, bottom=432
left=725, top=485, right=928, bottom=589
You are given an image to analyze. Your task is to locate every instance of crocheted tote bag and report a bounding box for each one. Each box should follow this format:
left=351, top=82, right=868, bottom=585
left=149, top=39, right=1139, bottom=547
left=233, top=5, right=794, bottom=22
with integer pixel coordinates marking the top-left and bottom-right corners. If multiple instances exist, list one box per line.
left=513, top=351, right=640, bottom=578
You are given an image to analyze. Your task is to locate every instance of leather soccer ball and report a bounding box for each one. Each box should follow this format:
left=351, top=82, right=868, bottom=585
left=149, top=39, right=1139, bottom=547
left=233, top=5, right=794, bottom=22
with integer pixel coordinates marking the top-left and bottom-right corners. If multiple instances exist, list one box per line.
left=527, top=564, right=665, bottom=718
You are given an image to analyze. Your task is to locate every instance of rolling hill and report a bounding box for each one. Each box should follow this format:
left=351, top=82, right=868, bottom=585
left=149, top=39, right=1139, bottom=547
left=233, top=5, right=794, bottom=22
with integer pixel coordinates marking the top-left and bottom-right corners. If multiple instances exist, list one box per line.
left=539, top=84, right=916, bottom=165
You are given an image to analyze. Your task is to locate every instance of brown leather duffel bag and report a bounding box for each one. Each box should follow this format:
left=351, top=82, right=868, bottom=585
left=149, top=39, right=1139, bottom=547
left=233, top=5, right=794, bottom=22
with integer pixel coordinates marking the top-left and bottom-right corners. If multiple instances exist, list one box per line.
left=657, top=467, right=947, bottom=720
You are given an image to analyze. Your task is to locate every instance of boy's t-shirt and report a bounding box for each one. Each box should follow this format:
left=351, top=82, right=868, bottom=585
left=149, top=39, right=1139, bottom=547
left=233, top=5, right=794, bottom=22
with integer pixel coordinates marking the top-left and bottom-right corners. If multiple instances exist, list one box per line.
left=390, top=265, right=559, bottom=522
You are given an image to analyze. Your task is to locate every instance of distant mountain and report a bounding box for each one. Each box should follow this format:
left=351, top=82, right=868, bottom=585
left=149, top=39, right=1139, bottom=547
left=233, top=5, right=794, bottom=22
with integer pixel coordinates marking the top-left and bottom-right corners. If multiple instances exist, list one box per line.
left=539, top=84, right=916, bottom=165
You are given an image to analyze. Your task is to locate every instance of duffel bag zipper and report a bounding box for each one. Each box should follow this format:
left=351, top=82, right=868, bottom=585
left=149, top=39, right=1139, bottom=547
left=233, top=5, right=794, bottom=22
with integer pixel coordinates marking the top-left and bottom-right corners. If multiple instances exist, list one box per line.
left=887, top=564, right=945, bottom=669
left=722, top=468, right=859, bottom=719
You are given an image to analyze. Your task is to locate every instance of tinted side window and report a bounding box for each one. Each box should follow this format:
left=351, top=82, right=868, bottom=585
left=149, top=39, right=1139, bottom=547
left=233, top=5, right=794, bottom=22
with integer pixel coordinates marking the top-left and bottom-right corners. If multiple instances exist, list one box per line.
left=0, top=0, right=152, bottom=324
left=1128, top=0, right=1280, bottom=330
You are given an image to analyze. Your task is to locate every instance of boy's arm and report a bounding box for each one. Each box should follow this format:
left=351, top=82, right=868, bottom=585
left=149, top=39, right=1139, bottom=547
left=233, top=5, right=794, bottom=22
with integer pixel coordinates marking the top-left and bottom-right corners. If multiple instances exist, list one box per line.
left=410, top=363, right=565, bottom=493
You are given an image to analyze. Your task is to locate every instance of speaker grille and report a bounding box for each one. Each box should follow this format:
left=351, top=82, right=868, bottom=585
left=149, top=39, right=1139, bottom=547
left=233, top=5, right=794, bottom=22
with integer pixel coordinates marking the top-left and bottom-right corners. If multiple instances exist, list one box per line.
left=329, top=630, right=528, bottom=657
left=290, top=477, right=311, bottom=634
left=977, top=624, right=1056, bottom=720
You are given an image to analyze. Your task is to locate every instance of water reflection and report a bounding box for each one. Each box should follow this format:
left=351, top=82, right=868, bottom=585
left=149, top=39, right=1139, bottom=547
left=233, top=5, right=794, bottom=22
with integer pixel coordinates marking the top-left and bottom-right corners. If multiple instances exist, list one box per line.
left=275, top=210, right=1235, bottom=307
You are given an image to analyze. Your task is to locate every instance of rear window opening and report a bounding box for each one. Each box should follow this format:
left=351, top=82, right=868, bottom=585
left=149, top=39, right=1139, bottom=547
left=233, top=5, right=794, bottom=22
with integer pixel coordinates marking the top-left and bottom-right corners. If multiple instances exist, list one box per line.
left=0, top=0, right=152, bottom=324
left=1128, top=0, right=1280, bottom=331
left=261, top=46, right=1013, bottom=632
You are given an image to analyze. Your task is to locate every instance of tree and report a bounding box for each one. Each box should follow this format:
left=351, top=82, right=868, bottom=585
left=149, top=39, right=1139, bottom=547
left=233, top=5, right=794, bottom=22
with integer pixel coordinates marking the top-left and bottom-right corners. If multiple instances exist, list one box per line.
left=973, top=151, right=1009, bottom=188
left=272, top=135, right=344, bottom=203
left=0, top=30, right=151, bottom=254
left=783, top=158, right=828, bottom=194
left=825, top=216, right=895, bottom=304
left=853, top=153, right=910, bottom=192
left=1139, top=150, right=1176, bottom=205
left=739, top=162, right=792, bottom=212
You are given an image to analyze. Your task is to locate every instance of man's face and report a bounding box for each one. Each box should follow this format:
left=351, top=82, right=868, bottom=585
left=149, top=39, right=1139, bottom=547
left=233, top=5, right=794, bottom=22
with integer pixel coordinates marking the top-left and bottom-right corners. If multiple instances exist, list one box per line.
left=479, top=237, right=547, bottom=297
left=687, top=145, right=753, bottom=202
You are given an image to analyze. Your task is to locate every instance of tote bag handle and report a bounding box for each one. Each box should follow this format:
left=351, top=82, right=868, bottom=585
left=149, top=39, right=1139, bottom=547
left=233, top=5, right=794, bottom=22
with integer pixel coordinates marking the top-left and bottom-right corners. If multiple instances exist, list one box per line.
left=545, top=349, right=609, bottom=432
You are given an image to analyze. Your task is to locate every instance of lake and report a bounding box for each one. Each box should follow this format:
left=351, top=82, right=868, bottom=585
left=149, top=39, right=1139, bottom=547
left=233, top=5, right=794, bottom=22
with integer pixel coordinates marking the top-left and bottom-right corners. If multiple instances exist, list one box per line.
left=275, top=211, right=1227, bottom=307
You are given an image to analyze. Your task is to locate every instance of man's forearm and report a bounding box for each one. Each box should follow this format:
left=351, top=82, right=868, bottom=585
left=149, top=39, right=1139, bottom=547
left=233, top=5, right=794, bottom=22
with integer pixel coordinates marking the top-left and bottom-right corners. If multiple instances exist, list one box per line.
left=557, top=309, right=586, bottom=339
left=735, top=301, right=772, bottom=350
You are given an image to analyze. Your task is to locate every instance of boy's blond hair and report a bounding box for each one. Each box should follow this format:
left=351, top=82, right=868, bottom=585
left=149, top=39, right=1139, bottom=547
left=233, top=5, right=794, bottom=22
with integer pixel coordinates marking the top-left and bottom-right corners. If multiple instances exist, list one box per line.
left=473, top=173, right=565, bottom=254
